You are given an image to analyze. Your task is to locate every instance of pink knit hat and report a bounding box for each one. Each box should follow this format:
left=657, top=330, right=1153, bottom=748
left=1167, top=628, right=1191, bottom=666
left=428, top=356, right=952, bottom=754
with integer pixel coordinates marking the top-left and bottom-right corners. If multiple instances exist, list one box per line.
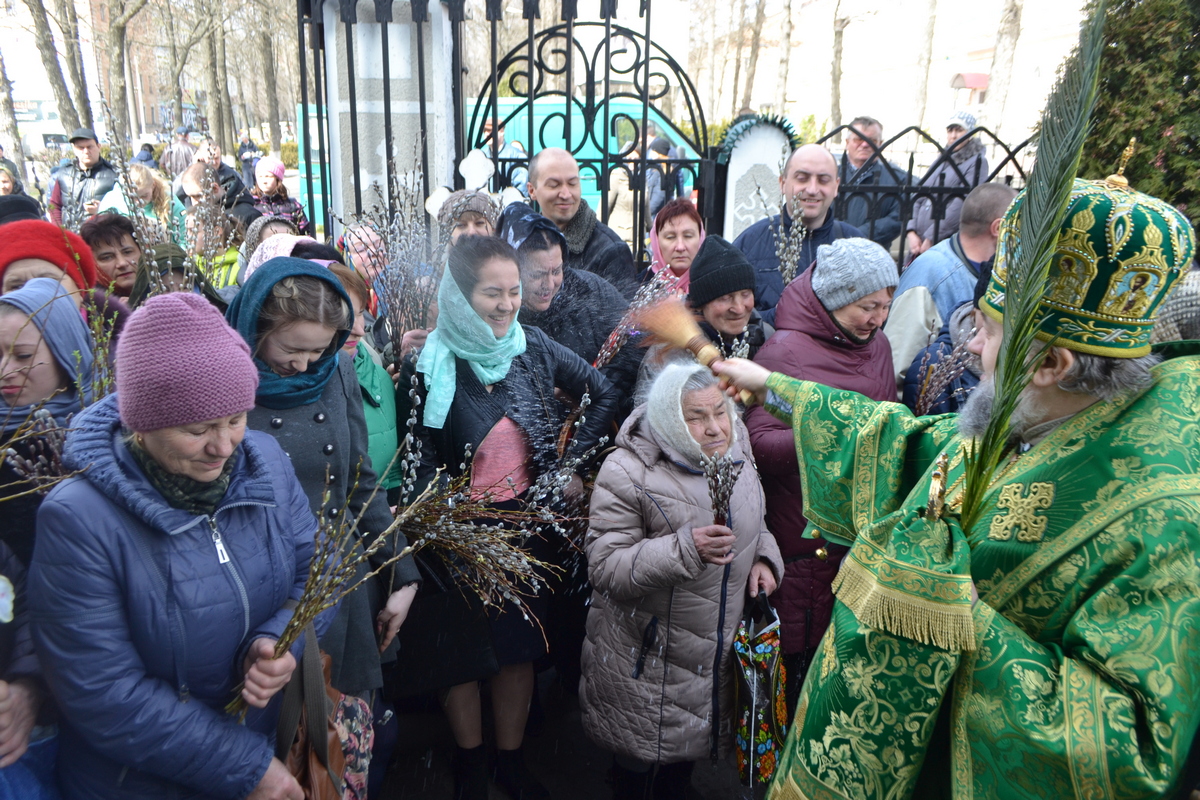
left=115, top=293, right=259, bottom=431
left=255, top=155, right=286, bottom=181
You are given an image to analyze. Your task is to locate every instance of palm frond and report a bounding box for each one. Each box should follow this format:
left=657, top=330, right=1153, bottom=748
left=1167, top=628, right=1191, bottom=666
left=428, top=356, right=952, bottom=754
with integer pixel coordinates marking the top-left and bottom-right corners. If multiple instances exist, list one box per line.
left=960, top=1, right=1107, bottom=530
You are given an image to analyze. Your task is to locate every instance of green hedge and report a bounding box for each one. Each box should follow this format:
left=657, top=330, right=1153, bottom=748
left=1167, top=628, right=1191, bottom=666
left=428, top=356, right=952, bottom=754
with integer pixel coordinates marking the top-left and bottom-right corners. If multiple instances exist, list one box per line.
left=280, top=142, right=298, bottom=169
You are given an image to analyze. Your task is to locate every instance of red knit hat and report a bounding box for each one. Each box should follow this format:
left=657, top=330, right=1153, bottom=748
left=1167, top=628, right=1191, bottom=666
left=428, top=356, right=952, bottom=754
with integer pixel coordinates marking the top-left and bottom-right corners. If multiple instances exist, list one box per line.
left=0, top=220, right=98, bottom=290
left=115, top=292, right=259, bottom=431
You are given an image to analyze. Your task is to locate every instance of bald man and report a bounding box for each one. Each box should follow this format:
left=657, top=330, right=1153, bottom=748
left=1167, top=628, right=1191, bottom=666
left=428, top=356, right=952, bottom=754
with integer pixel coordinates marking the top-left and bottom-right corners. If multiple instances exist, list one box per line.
left=527, top=147, right=637, bottom=298
left=732, top=144, right=863, bottom=325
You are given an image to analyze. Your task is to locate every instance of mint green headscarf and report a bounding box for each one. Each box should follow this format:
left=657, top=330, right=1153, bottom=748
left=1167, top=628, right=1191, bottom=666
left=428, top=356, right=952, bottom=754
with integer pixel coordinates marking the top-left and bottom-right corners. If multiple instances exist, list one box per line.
left=416, top=268, right=527, bottom=429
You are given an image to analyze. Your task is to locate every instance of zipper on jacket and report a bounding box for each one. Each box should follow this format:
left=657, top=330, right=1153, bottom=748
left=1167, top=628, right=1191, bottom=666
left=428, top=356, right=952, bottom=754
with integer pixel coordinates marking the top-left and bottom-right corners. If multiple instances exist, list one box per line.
left=209, top=516, right=251, bottom=643
left=632, top=616, right=659, bottom=679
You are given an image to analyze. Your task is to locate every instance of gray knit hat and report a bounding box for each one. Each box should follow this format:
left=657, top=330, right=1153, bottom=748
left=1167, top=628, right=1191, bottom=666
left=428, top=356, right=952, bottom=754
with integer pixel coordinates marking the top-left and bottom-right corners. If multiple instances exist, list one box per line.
left=811, top=238, right=899, bottom=311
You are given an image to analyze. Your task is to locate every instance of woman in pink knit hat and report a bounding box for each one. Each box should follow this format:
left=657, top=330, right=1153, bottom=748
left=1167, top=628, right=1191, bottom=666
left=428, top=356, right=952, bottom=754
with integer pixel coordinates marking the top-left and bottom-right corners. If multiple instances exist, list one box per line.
left=250, top=156, right=312, bottom=237
left=28, top=291, right=325, bottom=800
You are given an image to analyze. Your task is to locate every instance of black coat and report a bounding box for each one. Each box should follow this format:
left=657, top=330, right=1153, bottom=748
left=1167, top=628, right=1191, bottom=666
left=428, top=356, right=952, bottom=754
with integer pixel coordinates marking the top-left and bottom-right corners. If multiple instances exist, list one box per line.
left=561, top=203, right=639, bottom=300
left=400, top=326, right=618, bottom=485
left=838, top=154, right=906, bottom=249
left=518, top=267, right=644, bottom=424
left=50, top=158, right=118, bottom=223
left=732, top=209, right=862, bottom=327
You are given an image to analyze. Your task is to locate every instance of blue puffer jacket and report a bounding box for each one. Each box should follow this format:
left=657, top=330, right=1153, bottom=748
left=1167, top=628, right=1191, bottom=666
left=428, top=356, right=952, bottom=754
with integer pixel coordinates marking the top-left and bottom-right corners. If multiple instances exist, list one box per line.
left=29, top=394, right=322, bottom=800
left=732, top=209, right=861, bottom=327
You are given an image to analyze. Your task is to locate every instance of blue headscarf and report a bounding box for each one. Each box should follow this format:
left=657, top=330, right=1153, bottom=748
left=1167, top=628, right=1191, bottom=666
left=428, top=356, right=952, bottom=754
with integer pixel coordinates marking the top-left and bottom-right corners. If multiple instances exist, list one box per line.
left=225, top=257, right=352, bottom=410
left=0, top=278, right=96, bottom=433
left=416, top=260, right=526, bottom=430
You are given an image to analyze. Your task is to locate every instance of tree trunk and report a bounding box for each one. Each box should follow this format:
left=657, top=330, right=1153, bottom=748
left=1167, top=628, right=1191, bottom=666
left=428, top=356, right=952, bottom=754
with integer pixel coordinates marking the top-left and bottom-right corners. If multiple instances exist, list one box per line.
left=775, top=0, right=794, bottom=114
left=262, top=31, right=282, bottom=154
left=714, top=1, right=731, bottom=117
left=729, top=0, right=749, bottom=118
left=164, top=0, right=184, bottom=129
left=984, top=0, right=1022, bottom=136
left=54, top=0, right=92, bottom=128
left=739, top=0, right=768, bottom=112
left=107, top=24, right=130, bottom=143
left=105, top=0, right=149, bottom=144
left=20, top=0, right=81, bottom=134
left=217, top=23, right=235, bottom=152
left=831, top=7, right=848, bottom=141
left=0, top=50, right=29, bottom=184
left=206, top=33, right=223, bottom=140
left=913, top=0, right=938, bottom=130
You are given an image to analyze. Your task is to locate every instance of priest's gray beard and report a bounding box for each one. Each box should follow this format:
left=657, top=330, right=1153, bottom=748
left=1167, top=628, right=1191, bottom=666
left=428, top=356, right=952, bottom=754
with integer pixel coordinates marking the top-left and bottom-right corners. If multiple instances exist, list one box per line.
left=956, top=377, right=1045, bottom=443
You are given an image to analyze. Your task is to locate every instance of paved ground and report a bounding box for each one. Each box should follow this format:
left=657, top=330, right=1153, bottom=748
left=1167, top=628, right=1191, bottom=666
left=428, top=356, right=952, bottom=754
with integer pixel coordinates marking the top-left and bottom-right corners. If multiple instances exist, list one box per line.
left=380, top=672, right=752, bottom=800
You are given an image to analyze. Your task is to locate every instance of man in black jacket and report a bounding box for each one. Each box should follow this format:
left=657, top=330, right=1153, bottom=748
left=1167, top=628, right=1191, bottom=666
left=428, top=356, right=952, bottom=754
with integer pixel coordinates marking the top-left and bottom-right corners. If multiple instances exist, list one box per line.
left=49, top=128, right=118, bottom=228
left=178, top=162, right=262, bottom=232
left=527, top=147, right=638, bottom=299
left=838, top=115, right=905, bottom=249
left=732, top=144, right=862, bottom=326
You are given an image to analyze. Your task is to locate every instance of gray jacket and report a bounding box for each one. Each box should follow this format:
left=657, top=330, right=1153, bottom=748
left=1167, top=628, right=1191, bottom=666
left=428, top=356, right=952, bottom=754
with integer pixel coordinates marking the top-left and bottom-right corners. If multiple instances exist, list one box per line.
left=581, top=407, right=783, bottom=764
left=248, top=353, right=419, bottom=695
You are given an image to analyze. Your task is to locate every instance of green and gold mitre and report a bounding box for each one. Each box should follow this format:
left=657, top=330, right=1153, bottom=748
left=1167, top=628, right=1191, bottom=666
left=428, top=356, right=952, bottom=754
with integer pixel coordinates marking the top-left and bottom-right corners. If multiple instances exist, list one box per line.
left=982, top=175, right=1197, bottom=357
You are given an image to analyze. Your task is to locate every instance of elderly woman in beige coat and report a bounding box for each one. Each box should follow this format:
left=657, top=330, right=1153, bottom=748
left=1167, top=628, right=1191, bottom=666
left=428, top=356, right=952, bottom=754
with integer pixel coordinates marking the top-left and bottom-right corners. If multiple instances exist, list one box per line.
left=581, top=362, right=784, bottom=799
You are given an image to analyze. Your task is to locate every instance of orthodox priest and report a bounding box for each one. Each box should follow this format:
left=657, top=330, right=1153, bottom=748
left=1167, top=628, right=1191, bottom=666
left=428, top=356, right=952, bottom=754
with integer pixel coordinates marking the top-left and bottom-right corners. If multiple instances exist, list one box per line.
left=713, top=169, right=1200, bottom=799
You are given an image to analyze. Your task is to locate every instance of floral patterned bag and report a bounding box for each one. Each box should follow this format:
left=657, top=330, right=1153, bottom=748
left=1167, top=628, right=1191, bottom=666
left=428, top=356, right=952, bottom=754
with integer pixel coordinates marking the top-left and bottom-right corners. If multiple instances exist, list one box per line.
left=732, top=594, right=788, bottom=789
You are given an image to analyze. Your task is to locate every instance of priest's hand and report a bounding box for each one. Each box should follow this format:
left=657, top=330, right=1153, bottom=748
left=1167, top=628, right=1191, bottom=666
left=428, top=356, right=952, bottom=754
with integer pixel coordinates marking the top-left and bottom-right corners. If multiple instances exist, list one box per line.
left=710, top=358, right=770, bottom=406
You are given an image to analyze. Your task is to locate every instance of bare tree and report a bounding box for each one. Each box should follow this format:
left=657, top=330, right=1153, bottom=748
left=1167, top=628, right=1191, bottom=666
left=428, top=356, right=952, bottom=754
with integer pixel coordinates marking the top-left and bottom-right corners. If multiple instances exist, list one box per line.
left=20, top=0, right=81, bottom=133
left=913, top=0, right=938, bottom=129
left=0, top=50, right=29, bottom=183
left=205, top=32, right=223, bottom=140
left=104, top=0, right=151, bottom=143
left=216, top=23, right=236, bottom=151
left=261, top=32, right=282, bottom=153
left=739, top=0, right=768, bottom=112
left=984, top=0, right=1023, bottom=136
left=157, top=0, right=218, bottom=131
left=51, top=0, right=92, bottom=128
left=775, top=0, right=795, bottom=114
left=729, top=0, right=749, bottom=118
left=830, top=0, right=848, bottom=140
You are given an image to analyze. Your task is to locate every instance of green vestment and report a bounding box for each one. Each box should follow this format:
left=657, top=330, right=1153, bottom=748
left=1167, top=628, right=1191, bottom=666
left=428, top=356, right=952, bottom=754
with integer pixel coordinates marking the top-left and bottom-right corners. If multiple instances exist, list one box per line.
left=766, top=354, right=1200, bottom=800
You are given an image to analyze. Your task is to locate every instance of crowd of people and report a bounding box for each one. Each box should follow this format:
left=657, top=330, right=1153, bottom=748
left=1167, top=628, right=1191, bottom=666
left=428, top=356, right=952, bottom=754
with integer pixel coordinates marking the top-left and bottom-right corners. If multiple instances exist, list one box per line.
left=0, top=106, right=1197, bottom=800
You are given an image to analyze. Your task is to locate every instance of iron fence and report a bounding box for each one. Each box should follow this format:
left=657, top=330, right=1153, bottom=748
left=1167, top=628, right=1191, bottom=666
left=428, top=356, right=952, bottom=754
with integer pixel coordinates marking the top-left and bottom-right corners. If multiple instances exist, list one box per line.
left=293, top=0, right=1032, bottom=268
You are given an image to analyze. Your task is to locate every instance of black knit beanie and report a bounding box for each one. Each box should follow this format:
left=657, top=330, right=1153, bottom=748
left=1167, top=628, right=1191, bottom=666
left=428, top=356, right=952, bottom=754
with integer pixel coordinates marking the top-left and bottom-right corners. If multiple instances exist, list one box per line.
left=687, top=235, right=756, bottom=308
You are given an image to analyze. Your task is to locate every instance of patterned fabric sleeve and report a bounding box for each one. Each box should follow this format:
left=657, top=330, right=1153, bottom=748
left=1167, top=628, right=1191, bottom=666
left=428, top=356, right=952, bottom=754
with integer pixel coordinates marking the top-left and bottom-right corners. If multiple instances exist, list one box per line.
left=954, top=495, right=1200, bottom=800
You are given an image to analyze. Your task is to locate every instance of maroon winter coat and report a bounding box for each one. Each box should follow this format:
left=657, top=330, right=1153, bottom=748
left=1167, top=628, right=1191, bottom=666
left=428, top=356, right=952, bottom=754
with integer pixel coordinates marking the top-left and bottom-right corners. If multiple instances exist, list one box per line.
left=743, top=267, right=895, bottom=656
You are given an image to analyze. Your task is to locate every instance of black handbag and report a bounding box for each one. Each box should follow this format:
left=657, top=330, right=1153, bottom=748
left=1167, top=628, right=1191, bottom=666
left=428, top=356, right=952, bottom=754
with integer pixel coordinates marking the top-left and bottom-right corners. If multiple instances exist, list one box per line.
left=382, top=553, right=500, bottom=699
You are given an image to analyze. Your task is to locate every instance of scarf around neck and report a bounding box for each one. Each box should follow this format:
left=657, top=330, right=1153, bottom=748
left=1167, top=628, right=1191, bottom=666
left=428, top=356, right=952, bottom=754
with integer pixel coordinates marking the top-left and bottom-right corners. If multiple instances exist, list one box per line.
left=129, top=438, right=235, bottom=516
left=416, top=267, right=527, bottom=430
left=561, top=199, right=598, bottom=255
left=0, top=278, right=95, bottom=434
left=225, top=257, right=351, bottom=410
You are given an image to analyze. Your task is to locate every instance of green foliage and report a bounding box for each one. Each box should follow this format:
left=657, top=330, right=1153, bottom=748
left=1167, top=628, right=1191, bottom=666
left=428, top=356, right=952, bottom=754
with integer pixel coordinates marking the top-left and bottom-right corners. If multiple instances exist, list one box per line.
left=1078, top=0, right=1200, bottom=233
left=258, top=142, right=270, bottom=156
left=152, top=143, right=166, bottom=163
left=281, top=141, right=298, bottom=169
left=794, top=115, right=827, bottom=144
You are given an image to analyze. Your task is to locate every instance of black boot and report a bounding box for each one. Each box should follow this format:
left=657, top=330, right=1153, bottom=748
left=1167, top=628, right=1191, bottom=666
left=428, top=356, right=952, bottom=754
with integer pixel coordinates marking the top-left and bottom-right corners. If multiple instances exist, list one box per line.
left=493, top=747, right=549, bottom=800
left=452, top=745, right=489, bottom=800
left=611, top=763, right=654, bottom=800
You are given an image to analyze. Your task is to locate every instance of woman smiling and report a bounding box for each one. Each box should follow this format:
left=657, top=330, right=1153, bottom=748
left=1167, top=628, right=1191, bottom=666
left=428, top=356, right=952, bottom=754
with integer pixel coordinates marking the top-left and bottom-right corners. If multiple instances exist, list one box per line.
left=401, top=235, right=616, bottom=800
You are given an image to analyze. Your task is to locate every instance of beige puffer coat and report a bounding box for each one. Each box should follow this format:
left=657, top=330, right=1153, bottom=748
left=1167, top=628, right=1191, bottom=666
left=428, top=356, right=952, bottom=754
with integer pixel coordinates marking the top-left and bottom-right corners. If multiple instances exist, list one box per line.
left=580, top=406, right=783, bottom=765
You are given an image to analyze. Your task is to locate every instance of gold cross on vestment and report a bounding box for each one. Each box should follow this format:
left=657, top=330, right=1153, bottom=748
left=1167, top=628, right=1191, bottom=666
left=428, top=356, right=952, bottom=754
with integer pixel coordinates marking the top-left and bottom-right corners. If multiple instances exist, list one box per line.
left=987, top=482, right=1056, bottom=542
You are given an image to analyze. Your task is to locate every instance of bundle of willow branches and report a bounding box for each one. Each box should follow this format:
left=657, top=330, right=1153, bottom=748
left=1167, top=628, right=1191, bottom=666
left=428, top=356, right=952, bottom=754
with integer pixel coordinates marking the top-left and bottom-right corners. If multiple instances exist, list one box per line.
left=773, top=194, right=809, bottom=286
left=959, top=1, right=1107, bottom=531
left=226, top=463, right=555, bottom=719
left=593, top=270, right=683, bottom=371
left=345, top=145, right=439, bottom=367
left=912, top=339, right=976, bottom=416
left=3, top=410, right=78, bottom=502
left=701, top=452, right=743, bottom=527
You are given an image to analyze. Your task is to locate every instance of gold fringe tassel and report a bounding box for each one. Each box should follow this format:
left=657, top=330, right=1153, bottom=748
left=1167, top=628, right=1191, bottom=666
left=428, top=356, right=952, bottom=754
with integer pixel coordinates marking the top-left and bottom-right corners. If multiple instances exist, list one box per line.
left=832, top=556, right=977, bottom=652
